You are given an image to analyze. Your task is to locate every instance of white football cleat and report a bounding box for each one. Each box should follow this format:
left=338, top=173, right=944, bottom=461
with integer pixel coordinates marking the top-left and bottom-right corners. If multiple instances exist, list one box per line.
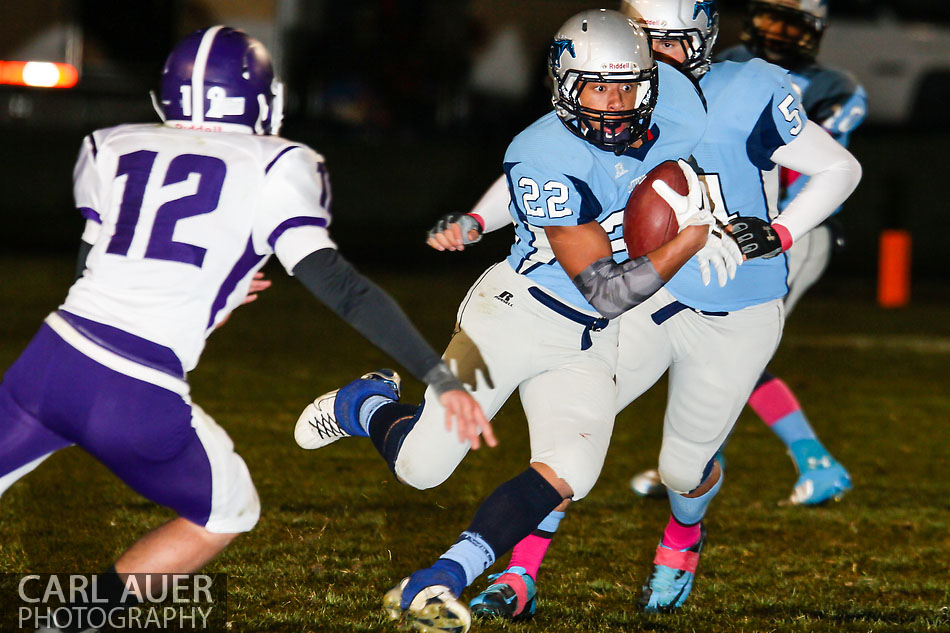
left=294, top=390, right=343, bottom=449
left=294, top=370, right=400, bottom=450
left=630, top=468, right=667, bottom=498
left=382, top=577, right=471, bottom=633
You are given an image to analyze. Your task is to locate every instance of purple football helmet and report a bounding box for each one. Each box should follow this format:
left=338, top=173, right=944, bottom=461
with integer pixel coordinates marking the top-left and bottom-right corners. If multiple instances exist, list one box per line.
left=157, top=26, right=283, bottom=135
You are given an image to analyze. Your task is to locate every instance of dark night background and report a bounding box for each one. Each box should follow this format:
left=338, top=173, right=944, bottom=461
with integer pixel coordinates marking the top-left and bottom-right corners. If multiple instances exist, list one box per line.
left=2, top=0, right=948, bottom=284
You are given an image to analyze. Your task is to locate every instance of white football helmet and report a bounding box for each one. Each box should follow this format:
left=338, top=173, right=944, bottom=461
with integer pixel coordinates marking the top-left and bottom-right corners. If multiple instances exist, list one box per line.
left=741, top=0, right=828, bottom=67
left=549, top=9, right=658, bottom=155
left=620, top=0, right=720, bottom=78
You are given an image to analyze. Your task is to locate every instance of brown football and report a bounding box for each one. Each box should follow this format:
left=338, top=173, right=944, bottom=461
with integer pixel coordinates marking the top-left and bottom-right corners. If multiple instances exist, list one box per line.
left=623, top=160, right=687, bottom=259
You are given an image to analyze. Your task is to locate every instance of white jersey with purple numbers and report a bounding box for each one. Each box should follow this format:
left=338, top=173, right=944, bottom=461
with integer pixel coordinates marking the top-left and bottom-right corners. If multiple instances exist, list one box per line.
left=663, top=58, right=809, bottom=312
left=504, top=61, right=707, bottom=312
left=64, top=123, right=336, bottom=372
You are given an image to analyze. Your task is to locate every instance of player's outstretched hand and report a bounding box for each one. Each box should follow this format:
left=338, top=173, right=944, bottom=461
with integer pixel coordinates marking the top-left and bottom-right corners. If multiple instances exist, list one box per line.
left=242, top=272, right=272, bottom=305
left=216, top=272, right=272, bottom=329
left=696, top=228, right=743, bottom=287
left=652, top=159, right=714, bottom=232
left=438, top=389, right=496, bottom=449
left=426, top=213, right=483, bottom=252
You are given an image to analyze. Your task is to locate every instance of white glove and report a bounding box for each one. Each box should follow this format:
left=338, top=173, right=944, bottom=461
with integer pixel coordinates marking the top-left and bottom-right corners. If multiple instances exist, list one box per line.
left=697, top=226, right=743, bottom=287
left=652, top=159, right=714, bottom=232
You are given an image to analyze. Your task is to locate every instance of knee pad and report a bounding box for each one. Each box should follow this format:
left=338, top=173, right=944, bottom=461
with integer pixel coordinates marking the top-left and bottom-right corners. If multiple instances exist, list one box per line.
left=394, top=451, right=456, bottom=490
left=660, top=451, right=722, bottom=496
left=658, top=453, right=703, bottom=496
left=392, top=402, right=469, bottom=490
left=538, top=457, right=601, bottom=501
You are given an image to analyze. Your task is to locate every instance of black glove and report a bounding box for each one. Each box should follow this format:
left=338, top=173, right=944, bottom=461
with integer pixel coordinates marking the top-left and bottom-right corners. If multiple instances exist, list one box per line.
left=427, top=213, right=483, bottom=245
left=728, top=216, right=783, bottom=259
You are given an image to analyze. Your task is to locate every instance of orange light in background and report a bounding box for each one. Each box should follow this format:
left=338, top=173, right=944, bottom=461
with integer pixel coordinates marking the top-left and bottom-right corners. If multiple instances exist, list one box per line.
left=0, top=60, right=79, bottom=88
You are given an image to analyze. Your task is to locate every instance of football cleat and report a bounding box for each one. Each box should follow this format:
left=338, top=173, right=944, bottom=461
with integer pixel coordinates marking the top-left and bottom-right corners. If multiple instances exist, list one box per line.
left=293, top=370, right=400, bottom=450
left=639, top=523, right=706, bottom=613
left=382, top=576, right=471, bottom=633
left=787, top=438, right=852, bottom=505
left=630, top=469, right=666, bottom=498
left=469, top=566, right=537, bottom=620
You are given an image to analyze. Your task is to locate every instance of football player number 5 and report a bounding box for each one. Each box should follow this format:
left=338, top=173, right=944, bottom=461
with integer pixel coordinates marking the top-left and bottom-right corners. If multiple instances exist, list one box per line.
left=778, top=94, right=803, bottom=136
left=107, top=151, right=226, bottom=267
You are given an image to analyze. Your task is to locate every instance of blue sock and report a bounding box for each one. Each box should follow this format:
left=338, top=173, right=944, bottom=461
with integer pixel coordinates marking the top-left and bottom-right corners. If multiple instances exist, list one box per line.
left=358, top=395, right=392, bottom=434
left=366, top=402, right=422, bottom=474
left=536, top=510, right=565, bottom=535
left=442, top=531, right=496, bottom=586
left=668, top=469, right=724, bottom=526
left=401, top=559, right=468, bottom=610
left=771, top=410, right=818, bottom=447
left=465, top=468, right=564, bottom=558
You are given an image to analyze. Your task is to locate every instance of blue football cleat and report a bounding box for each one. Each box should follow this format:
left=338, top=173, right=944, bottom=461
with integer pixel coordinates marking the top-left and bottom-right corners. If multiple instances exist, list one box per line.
left=787, top=439, right=852, bottom=505
left=639, top=524, right=706, bottom=613
left=294, top=370, right=400, bottom=449
left=469, top=566, right=537, bottom=620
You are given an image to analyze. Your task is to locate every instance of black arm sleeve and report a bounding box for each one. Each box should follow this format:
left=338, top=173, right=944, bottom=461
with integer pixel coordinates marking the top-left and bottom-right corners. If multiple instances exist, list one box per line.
left=75, top=240, right=93, bottom=281
left=292, top=248, right=444, bottom=383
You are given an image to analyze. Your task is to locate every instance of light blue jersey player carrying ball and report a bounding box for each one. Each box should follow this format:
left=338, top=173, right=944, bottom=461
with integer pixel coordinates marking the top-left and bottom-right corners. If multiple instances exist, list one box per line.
left=294, top=10, right=741, bottom=632
left=428, top=0, right=862, bottom=619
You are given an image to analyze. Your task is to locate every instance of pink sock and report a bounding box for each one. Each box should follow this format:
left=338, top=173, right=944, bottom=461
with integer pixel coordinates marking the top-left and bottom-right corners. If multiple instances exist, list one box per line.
left=748, top=377, right=801, bottom=426
left=508, top=534, right=552, bottom=580
left=662, top=515, right=701, bottom=550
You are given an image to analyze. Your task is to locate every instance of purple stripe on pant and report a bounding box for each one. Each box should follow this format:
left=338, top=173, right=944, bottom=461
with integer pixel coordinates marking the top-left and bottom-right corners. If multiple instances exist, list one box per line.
left=0, top=323, right=213, bottom=526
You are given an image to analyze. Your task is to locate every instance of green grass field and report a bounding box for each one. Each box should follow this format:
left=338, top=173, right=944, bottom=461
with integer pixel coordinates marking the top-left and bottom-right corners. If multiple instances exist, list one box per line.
left=1, top=255, right=948, bottom=633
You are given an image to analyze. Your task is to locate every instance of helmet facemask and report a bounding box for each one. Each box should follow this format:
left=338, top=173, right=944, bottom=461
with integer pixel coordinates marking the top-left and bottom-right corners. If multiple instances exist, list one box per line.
left=621, top=0, right=720, bottom=79
left=742, top=2, right=825, bottom=68
left=644, top=20, right=719, bottom=78
left=554, top=69, right=658, bottom=155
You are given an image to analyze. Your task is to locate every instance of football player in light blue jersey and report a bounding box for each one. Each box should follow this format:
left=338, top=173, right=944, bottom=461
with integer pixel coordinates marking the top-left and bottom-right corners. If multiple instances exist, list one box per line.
left=504, top=59, right=714, bottom=311
left=428, top=0, right=862, bottom=619
left=711, top=0, right=867, bottom=506
left=293, top=10, right=741, bottom=632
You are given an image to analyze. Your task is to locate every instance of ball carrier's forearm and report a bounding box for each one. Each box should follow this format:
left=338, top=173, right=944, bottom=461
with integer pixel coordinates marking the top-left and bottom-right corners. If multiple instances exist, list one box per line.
left=547, top=222, right=708, bottom=320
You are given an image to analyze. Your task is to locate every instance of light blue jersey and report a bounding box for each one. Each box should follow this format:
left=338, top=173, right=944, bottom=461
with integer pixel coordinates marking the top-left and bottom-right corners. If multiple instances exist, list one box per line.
left=716, top=44, right=867, bottom=212
left=504, top=62, right=707, bottom=312
left=664, top=58, right=809, bottom=312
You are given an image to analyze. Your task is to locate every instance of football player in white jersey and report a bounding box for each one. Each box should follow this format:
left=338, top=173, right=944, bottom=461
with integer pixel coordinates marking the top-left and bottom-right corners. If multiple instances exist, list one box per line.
left=292, top=10, right=738, bottom=632
left=426, top=0, right=862, bottom=619
left=0, top=26, right=487, bottom=632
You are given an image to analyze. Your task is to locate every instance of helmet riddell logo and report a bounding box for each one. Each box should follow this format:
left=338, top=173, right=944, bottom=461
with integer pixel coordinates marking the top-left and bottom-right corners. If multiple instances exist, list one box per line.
left=550, top=39, right=576, bottom=70
left=693, top=0, right=717, bottom=25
